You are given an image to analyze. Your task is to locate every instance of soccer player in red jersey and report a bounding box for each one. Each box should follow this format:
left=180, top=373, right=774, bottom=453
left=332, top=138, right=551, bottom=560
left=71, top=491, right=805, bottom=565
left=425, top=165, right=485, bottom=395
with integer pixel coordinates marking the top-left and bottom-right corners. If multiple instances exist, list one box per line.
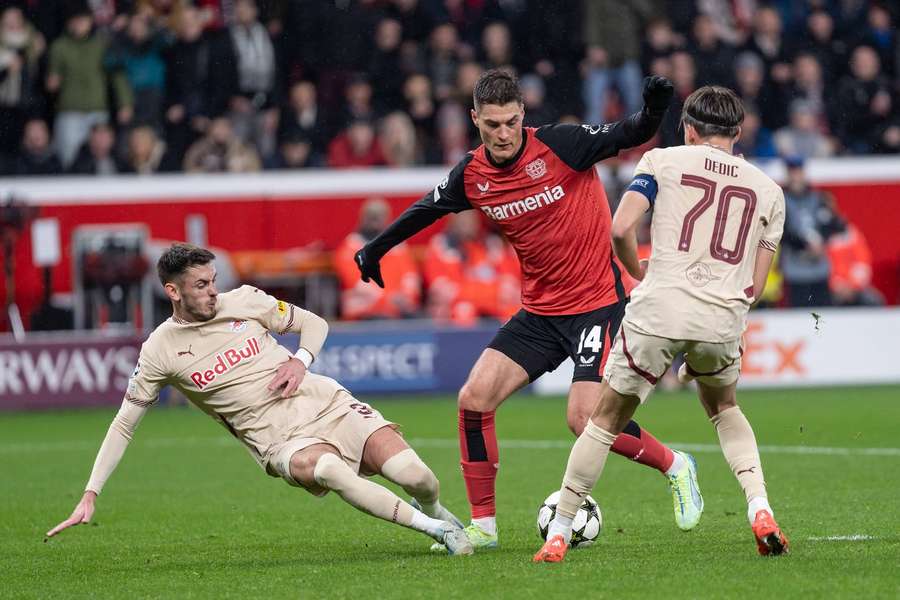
left=355, top=70, right=704, bottom=548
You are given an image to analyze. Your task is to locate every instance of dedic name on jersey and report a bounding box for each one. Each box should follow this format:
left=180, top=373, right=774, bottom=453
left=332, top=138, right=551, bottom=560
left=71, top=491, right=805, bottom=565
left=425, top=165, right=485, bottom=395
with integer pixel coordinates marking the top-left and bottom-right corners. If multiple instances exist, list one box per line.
left=190, top=337, right=261, bottom=389
left=479, top=184, right=566, bottom=221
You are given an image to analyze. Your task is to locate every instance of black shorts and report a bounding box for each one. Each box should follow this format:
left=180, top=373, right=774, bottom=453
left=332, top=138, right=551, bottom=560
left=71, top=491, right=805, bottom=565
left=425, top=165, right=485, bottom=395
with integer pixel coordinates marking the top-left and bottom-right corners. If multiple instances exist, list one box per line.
left=488, top=300, right=627, bottom=383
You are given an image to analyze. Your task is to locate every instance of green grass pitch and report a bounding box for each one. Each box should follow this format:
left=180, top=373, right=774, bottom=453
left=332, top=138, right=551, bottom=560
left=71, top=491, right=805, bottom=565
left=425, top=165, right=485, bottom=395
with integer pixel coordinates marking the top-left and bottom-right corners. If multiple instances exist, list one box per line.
left=3, top=386, right=899, bottom=599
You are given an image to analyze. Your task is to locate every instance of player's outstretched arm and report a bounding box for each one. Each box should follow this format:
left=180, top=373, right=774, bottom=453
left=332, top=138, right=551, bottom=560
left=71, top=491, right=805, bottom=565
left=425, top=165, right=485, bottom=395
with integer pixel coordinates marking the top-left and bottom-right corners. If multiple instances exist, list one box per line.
left=628, top=75, right=676, bottom=137
left=534, top=76, right=674, bottom=171
left=355, top=157, right=474, bottom=288
left=611, top=191, right=651, bottom=280
left=45, top=399, right=149, bottom=539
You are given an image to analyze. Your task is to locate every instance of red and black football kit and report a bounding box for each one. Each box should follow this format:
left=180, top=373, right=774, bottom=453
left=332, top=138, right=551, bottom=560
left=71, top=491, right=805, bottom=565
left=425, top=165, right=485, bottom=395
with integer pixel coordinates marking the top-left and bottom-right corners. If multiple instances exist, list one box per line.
left=364, top=121, right=646, bottom=383
left=357, top=88, right=677, bottom=521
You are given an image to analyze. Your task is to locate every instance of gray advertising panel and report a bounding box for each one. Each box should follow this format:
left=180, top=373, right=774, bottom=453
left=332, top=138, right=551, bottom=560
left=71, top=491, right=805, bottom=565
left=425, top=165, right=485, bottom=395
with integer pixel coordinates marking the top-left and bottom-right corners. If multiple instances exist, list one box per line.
left=0, top=335, right=141, bottom=410
left=1, top=321, right=510, bottom=411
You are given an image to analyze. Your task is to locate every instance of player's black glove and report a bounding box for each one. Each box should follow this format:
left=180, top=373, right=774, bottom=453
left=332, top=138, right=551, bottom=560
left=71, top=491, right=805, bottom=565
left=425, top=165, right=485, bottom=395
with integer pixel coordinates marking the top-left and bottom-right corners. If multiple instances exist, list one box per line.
left=354, top=247, right=385, bottom=288
left=642, top=75, right=674, bottom=114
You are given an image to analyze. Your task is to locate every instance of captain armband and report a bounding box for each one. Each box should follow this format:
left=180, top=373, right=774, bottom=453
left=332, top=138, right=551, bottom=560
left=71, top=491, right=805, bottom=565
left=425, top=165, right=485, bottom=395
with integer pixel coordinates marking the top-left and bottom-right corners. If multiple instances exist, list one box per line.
left=626, top=174, right=658, bottom=208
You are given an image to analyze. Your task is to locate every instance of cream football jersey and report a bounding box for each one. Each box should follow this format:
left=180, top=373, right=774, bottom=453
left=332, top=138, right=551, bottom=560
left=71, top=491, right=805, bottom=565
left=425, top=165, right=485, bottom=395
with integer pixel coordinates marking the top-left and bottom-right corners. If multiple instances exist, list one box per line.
left=625, top=145, right=785, bottom=342
left=126, top=285, right=344, bottom=469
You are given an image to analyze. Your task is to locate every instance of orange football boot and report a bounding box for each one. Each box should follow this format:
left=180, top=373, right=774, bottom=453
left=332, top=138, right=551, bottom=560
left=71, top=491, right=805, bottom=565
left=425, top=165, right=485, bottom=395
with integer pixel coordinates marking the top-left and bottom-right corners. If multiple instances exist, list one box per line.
left=532, top=534, right=569, bottom=563
left=752, top=510, right=789, bottom=556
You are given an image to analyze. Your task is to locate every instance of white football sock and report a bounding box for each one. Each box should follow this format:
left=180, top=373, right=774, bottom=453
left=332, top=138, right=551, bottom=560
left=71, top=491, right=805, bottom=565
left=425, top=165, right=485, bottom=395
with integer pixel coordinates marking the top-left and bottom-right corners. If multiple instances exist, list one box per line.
left=410, top=510, right=450, bottom=541
left=472, top=516, right=496, bottom=536
left=747, top=496, right=773, bottom=524
left=665, top=450, right=687, bottom=477
left=547, top=514, right=574, bottom=544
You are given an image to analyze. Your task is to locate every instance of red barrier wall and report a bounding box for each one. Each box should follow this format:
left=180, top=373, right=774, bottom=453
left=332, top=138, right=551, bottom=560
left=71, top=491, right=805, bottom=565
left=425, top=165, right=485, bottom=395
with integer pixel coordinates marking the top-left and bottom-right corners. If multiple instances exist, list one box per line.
left=2, top=174, right=898, bottom=329
left=822, top=182, right=900, bottom=304
left=3, top=193, right=434, bottom=327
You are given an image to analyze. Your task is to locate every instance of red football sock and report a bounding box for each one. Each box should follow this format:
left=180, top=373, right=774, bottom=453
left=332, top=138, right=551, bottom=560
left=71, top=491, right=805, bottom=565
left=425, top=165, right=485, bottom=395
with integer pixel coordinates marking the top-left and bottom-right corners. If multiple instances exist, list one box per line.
left=610, top=420, right=675, bottom=473
left=458, top=409, right=499, bottom=519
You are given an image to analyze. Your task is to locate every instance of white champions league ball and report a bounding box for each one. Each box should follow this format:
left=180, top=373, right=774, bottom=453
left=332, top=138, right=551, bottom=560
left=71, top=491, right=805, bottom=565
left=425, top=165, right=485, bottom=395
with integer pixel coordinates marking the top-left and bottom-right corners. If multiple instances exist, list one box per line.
left=537, top=490, right=603, bottom=549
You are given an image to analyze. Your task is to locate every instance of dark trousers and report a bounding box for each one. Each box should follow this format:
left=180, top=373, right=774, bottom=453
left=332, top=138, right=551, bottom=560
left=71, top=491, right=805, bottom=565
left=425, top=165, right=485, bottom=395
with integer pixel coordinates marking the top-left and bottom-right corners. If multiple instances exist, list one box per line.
left=787, top=280, right=832, bottom=307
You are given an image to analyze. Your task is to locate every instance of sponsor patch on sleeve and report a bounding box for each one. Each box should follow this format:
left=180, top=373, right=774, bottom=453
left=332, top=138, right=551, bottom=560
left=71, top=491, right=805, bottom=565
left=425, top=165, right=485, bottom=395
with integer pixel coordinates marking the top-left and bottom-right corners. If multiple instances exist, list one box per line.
left=276, top=300, right=288, bottom=316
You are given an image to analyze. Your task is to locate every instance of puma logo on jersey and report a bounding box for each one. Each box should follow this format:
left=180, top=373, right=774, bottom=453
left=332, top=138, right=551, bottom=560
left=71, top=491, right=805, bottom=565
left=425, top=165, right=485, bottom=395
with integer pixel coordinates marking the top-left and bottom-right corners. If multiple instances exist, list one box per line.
left=177, top=345, right=194, bottom=357
left=190, top=337, right=261, bottom=389
left=479, top=185, right=565, bottom=221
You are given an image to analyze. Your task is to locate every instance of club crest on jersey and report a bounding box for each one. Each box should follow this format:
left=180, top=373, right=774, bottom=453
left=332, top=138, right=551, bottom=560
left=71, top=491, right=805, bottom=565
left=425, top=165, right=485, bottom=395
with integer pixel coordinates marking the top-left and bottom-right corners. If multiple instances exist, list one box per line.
left=190, top=337, right=261, bottom=389
left=685, top=262, right=722, bottom=287
left=230, top=320, right=248, bottom=332
left=525, top=158, right=547, bottom=180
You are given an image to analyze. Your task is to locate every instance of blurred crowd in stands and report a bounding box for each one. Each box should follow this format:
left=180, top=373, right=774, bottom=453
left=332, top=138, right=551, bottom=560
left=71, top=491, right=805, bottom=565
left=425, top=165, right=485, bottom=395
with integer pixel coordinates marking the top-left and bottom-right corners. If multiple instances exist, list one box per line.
left=1, top=0, right=893, bottom=322
left=0, top=0, right=898, bottom=177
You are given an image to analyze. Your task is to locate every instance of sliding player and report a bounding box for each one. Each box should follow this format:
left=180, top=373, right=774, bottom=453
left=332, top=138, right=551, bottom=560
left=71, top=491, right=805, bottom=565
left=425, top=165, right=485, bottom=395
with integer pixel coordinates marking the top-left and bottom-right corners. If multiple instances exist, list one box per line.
left=534, top=86, right=789, bottom=562
left=355, top=69, right=704, bottom=549
left=47, top=243, right=473, bottom=556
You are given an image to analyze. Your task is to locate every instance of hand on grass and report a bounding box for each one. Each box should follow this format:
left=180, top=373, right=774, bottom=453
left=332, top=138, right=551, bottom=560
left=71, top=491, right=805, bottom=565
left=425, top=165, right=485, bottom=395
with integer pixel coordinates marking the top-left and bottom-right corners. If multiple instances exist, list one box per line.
left=46, top=491, right=96, bottom=539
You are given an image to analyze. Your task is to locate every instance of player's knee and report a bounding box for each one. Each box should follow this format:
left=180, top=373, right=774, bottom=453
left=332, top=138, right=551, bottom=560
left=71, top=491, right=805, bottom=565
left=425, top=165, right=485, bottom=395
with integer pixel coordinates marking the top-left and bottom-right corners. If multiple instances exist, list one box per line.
left=567, top=411, right=589, bottom=436
left=289, top=450, right=321, bottom=487
left=406, top=463, right=439, bottom=498
left=312, top=452, right=349, bottom=490
left=458, top=381, right=494, bottom=412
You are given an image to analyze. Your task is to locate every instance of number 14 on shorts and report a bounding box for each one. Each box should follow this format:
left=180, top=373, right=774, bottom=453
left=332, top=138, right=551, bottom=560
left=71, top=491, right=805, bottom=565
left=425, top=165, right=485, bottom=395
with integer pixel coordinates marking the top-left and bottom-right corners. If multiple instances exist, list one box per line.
left=577, top=326, right=603, bottom=354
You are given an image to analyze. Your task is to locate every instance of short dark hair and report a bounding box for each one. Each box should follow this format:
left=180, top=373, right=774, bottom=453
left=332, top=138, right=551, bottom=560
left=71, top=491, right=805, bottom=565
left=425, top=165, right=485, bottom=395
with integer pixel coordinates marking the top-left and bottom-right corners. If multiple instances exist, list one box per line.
left=681, top=85, right=744, bottom=139
left=157, top=243, right=215, bottom=285
left=473, top=69, right=522, bottom=110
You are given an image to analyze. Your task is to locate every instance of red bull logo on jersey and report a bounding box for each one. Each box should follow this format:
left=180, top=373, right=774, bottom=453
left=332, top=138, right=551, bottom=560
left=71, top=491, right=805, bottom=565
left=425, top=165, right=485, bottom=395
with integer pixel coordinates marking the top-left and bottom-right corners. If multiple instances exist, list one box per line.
left=479, top=185, right=565, bottom=221
left=190, top=337, right=261, bottom=389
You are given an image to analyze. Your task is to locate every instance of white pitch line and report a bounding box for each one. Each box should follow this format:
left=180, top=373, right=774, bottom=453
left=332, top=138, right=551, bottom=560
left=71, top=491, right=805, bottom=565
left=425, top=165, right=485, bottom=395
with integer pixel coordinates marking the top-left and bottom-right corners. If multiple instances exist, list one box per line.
left=1, top=436, right=898, bottom=457
left=407, top=438, right=900, bottom=457
left=807, top=535, right=876, bottom=542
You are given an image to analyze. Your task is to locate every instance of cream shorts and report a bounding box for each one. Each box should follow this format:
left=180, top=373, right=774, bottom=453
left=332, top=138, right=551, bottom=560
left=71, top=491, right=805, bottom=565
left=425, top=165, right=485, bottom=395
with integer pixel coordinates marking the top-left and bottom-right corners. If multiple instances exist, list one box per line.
left=604, top=321, right=742, bottom=403
left=268, top=391, right=394, bottom=491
